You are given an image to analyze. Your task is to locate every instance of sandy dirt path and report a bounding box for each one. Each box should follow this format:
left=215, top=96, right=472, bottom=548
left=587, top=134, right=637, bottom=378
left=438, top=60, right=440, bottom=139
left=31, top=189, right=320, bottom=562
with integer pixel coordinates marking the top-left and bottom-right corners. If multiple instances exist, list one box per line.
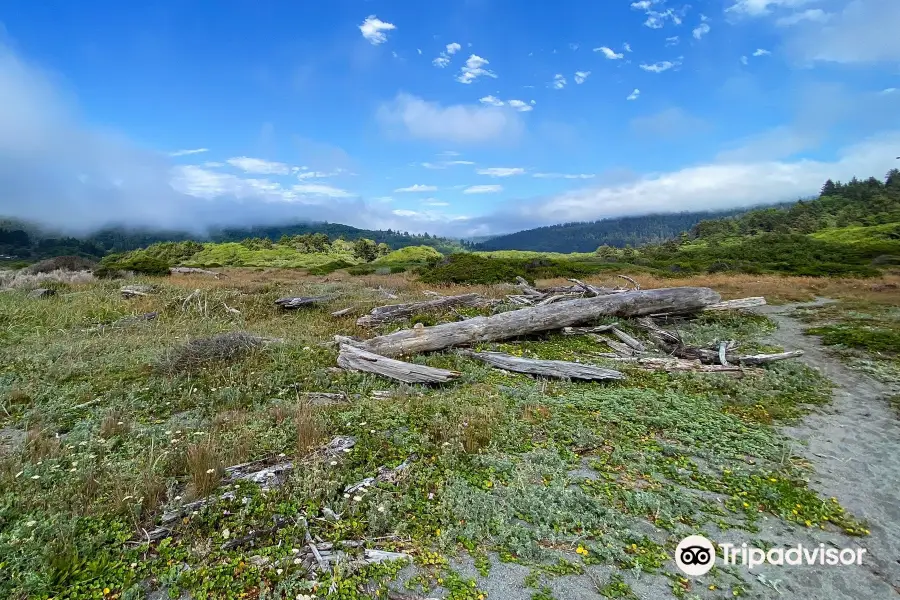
left=748, top=299, right=900, bottom=598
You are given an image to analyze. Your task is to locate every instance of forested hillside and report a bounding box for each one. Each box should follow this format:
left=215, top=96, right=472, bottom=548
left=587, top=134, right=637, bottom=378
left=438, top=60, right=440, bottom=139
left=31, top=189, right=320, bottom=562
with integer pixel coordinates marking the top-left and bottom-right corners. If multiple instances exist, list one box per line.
left=0, top=220, right=466, bottom=263
left=474, top=209, right=755, bottom=252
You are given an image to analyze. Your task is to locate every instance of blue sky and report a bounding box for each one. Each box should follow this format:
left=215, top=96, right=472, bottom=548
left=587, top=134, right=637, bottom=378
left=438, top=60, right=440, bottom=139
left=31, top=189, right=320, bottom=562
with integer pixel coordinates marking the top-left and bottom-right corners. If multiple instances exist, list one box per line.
left=0, top=0, right=898, bottom=237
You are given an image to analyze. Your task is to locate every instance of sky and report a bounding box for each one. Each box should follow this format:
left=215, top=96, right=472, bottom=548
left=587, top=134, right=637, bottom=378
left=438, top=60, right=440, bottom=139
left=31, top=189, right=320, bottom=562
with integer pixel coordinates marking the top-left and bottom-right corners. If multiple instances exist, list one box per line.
left=0, top=0, right=899, bottom=238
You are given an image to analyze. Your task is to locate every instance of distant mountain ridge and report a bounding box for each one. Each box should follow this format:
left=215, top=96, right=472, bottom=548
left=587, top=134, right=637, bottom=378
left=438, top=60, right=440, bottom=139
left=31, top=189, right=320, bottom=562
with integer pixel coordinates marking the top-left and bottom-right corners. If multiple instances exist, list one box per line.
left=473, top=208, right=766, bottom=253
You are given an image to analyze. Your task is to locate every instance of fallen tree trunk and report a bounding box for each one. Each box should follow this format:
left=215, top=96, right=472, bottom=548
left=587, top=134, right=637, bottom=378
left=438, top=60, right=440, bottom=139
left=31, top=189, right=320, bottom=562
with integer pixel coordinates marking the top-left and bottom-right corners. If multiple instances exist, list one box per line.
left=337, top=344, right=460, bottom=383
left=605, top=356, right=760, bottom=374
left=353, top=287, right=721, bottom=358
left=170, top=266, right=222, bottom=278
left=735, top=350, right=804, bottom=365
left=460, top=350, right=625, bottom=381
left=652, top=296, right=767, bottom=318
left=356, top=293, right=488, bottom=327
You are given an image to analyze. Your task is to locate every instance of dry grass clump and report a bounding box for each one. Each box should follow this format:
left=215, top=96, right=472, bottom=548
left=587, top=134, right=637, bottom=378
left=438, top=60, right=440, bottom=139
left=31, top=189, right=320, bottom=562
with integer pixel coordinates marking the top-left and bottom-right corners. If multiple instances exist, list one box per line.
left=0, top=268, right=95, bottom=289
left=186, top=438, right=224, bottom=500
left=156, top=331, right=279, bottom=374
left=99, top=410, right=131, bottom=439
left=295, top=402, right=325, bottom=456
left=23, top=427, right=60, bottom=462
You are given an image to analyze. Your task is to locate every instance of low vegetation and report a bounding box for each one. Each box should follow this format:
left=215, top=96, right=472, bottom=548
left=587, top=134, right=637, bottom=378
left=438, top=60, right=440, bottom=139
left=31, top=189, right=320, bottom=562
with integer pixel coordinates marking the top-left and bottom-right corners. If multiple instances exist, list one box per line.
left=0, top=269, right=888, bottom=600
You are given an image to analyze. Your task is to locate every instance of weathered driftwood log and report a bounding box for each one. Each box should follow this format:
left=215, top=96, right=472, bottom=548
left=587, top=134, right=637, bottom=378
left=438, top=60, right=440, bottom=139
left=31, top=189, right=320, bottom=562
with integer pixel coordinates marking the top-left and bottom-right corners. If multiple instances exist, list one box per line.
left=460, top=350, right=625, bottom=381
left=28, top=288, right=55, bottom=299
left=515, top=276, right=543, bottom=298
left=170, top=266, right=223, bottom=278
left=735, top=350, right=804, bottom=365
left=120, top=284, right=155, bottom=298
left=616, top=274, right=641, bottom=290
left=652, top=296, right=767, bottom=318
left=352, top=287, right=721, bottom=358
left=344, top=454, right=417, bottom=494
left=595, top=335, right=641, bottom=356
left=356, top=293, right=488, bottom=327
left=331, top=306, right=357, bottom=317
left=275, top=295, right=333, bottom=309
left=337, top=344, right=461, bottom=384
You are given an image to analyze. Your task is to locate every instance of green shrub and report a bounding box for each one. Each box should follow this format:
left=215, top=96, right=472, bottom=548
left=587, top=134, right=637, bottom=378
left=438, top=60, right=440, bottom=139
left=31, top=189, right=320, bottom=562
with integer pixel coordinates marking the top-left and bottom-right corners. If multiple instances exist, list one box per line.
left=374, top=245, right=443, bottom=263
left=419, top=253, right=528, bottom=285
left=347, top=265, right=376, bottom=276
left=307, top=259, right=354, bottom=275
left=389, top=265, right=407, bottom=274
left=100, top=255, right=170, bottom=277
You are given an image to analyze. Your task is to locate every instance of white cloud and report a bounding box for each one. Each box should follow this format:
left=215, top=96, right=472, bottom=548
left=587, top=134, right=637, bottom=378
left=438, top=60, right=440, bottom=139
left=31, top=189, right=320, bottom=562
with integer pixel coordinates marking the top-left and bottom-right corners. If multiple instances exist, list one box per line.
left=507, top=99, right=535, bottom=112
left=296, top=169, right=343, bottom=180
left=693, top=22, right=711, bottom=39
left=477, top=167, right=526, bottom=177
left=446, top=42, right=462, bottom=55
left=666, top=36, right=680, bottom=46
left=741, top=55, right=749, bottom=65
left=632, top=0, right=685, bottom=29
left=507, top=132, right=900, bottom=226
left=359, top=15, right=396, bottom=45
left=377, top=93, right=523, bottom=144
left=627, top=88, right=641, bottom=100
left=457, top=54, right=497, bottom=84
left=417, top=49, right=422, bottom=55
left=433, top=56, right=450, bottom=68
left=882, top=88, right=897, bottom=94
left=291, top=183, right=354, bottom=198
left=479, top=95, right=505, bottom=107
left=624, top=42, right=633, bottom=52
left=752, top=48, right=771, bottom=56
left=594, top=46, right=624, bottom=60
left=420, top=159, right=475, bottom=169
left=775, top=8, right=830, bottom=26
left=394, top=184, right=438, bottom=192
left=464, top=184, right=503, bottom=194
left=574, top=71, right=591, bottom=84
left=726, top=0, right=817, bottom=17
left=551, top=74, right=566, bottom=89
left=226, top=157, right=291, bottom=175
left=639, top=60, right=678, bottom=73
left=202, top=161, right=224, bottom=168
left=532, top=173, right=596, bottom=179
left=422, top=199, right=449, bottom=206
left=780, top=0, right=900, bottom=64
left=169, top=148, right=208, bottom=157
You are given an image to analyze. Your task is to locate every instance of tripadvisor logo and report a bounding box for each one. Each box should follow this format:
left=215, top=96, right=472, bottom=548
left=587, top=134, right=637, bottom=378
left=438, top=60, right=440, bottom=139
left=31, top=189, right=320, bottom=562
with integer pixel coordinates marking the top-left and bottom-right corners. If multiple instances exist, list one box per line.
left=675, top=535, right=867, bottom=576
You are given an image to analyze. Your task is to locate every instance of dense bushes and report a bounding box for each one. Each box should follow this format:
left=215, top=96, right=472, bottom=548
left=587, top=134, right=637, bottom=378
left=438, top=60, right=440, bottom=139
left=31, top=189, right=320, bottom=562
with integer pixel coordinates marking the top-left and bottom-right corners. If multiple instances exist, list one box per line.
left=417, top=254, right=624, bottom=285
left=307, top=260, right=354, bottom=275
left=96, top=254, right=170, bottom=277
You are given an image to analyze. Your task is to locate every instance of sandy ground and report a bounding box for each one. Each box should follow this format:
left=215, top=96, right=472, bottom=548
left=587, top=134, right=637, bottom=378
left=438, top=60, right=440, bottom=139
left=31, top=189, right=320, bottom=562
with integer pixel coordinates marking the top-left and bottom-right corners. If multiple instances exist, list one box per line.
left=393, top=299, right=900, bottom=599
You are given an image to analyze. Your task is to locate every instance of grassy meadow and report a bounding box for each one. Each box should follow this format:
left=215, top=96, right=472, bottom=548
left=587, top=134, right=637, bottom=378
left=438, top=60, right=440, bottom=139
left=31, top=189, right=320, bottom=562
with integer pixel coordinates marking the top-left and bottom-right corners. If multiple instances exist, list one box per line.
left=1, top=268, right=897, bottom=599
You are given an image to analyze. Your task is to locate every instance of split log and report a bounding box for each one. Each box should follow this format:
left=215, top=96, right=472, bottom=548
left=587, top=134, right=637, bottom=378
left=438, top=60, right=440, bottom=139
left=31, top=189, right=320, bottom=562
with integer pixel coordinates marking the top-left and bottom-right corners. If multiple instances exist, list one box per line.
left=356, top=293, right=488, bottom=327
left=563, top=324, right=618, bottom=335
left=170, top=266, right=222, bottom=278
left=460, top=350, right=625, bottom=381
left=610, top=326, right=646, bottom=352
left=337, top=344, right=460, bottom=384
left=352, top=287, right=721, bottom=358
left=275, top=295, right=333, bottom=309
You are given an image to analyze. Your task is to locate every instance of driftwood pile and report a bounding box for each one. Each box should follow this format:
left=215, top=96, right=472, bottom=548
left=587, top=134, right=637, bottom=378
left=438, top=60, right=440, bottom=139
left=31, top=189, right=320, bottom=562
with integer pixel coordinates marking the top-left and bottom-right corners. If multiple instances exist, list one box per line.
left=331, top=280, right=802, bottom=383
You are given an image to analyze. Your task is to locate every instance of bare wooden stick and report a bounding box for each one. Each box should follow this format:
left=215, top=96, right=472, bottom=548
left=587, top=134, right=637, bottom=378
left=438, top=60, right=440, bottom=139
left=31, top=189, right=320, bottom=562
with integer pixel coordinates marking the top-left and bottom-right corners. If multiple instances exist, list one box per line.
left=331, top=307, right=357, bottom=317
left=616, top=274, right=640, bottom=290
left=170, top=266, right=222, bottom=278
left=736, top=350, right=804, bottom=365
left=605, top=356, right=758, bottom=374
left=460, top=350, right=625, bottom=381
left=562, top=324, right=618, bottom=335
left=356, top=293, right=488, bottom=327
left=337, top=344, right=461, bottom=384
left=515, top=276, right=543, bottom=297
left=353, top=287, right=721, bottom=358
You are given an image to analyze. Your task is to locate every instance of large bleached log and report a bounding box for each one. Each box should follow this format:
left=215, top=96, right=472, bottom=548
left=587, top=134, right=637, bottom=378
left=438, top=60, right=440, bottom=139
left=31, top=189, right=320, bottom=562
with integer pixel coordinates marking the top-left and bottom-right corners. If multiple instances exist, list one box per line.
left=356, top=293, right=488, bottom=327
left=352, top=287, right=721, bottom=358
left=703, top=297, right=767, bottom=311
left=460, top=350, right=625, bottom=381
left=337, top=344, right=460, bottom=384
